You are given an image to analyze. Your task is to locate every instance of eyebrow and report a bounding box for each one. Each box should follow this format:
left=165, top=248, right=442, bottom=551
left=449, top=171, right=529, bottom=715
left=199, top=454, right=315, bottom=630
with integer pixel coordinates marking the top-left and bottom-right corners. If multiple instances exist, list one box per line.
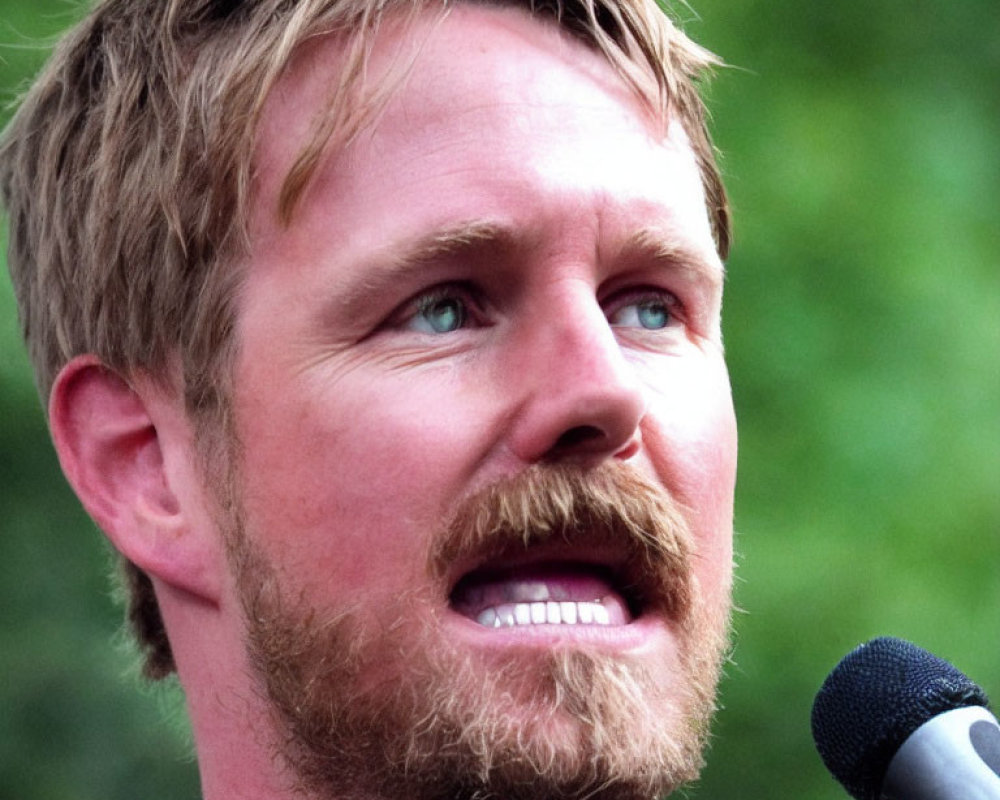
left=392, top=220, right=518, bottom=268
left=328, top=219, right=517, bottom=320
left=325, top=219, right=724, bottom=325
left=619, top=227, right=726, bottom=294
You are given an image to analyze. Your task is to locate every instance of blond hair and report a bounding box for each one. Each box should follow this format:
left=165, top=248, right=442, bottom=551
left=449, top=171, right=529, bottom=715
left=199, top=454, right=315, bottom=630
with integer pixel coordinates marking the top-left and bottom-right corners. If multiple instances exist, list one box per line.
left=0, top=0, right=730, bottom=678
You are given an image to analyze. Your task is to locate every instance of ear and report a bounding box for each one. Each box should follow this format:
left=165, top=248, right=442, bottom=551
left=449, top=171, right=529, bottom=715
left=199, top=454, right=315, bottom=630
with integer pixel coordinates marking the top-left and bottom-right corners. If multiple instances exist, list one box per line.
left=49, top=355, right=222, bottom=604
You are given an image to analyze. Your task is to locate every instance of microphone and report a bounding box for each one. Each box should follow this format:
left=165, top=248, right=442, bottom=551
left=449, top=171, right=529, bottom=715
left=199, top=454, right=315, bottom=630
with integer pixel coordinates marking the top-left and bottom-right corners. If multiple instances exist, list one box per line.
left=811, top=636, right=1000, bottom=799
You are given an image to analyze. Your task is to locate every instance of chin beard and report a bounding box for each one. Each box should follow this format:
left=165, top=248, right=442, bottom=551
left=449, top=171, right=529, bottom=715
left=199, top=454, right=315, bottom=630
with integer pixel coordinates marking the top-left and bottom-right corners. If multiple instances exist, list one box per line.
left=230, top=463, right=732, bottom=800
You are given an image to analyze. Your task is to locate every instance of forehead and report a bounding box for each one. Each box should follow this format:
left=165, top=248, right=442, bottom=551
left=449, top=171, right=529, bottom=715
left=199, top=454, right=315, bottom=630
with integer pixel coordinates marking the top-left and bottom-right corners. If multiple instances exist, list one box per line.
left=248, top=3, right=715, bottom=271
left=253, top=4, right=667, bottom=211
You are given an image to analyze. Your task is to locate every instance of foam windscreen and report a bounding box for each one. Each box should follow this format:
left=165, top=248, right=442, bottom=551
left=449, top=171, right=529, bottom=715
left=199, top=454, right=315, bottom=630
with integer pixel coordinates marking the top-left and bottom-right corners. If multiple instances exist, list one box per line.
left=811, top=636, right=989, bottom=799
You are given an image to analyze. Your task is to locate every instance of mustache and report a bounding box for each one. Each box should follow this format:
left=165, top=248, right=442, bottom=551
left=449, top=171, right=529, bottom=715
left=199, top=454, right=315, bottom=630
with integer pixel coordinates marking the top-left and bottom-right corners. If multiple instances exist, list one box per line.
left=429, top=462, right=695, bottom=620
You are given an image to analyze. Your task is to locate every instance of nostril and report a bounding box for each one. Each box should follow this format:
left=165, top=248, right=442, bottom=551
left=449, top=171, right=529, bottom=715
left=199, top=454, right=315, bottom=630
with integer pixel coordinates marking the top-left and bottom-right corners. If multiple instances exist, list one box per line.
left=552, top=425, right=604, bottom=453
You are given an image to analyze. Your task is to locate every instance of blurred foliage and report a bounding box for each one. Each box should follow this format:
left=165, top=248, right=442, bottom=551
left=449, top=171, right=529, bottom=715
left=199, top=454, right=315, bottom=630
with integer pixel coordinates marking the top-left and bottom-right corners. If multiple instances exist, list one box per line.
left=1, top=1, right=997, bottom=798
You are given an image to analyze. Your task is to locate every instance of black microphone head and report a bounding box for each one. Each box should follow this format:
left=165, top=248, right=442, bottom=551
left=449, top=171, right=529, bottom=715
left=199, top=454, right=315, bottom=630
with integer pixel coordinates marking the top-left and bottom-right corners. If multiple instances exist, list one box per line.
left=811, top=636, right=990, bottom=800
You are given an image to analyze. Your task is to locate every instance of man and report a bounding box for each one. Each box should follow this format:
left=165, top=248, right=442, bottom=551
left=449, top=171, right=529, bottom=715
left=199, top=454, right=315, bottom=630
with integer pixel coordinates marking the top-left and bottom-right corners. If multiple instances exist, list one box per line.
left=0, top=0, right=736, bottom=798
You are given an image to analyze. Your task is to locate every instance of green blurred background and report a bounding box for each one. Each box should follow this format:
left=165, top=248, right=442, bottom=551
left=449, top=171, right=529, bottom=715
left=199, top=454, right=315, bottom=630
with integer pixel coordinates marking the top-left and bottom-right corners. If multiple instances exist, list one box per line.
left=1, top=1, right=997, bottom=798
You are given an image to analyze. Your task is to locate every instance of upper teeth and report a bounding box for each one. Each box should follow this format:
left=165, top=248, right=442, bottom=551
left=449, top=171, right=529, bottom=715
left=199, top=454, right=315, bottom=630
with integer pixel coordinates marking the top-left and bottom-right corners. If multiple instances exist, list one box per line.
left=476, top=600, right=611, bottom=628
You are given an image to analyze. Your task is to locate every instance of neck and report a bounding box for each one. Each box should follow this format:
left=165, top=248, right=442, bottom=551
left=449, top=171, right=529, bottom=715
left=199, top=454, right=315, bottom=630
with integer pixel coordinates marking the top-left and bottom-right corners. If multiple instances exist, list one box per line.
left=161, top=585, right=301, bottom=799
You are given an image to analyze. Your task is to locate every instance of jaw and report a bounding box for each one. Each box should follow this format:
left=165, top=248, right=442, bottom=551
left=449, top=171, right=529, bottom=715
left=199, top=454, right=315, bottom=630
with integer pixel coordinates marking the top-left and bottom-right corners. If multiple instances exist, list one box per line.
left=228, top=526, right=727, bottom=800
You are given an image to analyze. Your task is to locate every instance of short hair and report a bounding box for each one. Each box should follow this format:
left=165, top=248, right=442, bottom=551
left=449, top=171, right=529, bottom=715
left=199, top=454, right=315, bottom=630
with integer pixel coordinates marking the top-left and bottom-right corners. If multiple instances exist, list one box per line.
left=0, top=0, right=730, bottom=679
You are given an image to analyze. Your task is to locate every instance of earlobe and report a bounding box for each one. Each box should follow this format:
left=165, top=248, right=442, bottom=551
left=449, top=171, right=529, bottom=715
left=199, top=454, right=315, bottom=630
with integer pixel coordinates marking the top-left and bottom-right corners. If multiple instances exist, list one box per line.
left=49, top=355, right=222, bottom=604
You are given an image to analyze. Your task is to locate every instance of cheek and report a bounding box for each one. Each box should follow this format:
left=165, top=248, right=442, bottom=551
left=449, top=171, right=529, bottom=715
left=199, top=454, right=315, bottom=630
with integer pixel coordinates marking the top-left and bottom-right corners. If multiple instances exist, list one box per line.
left=640, top=357, right=737, bottom=586
left=639, top=351, right=736, bottom=483
left=232, top=366, right=498, bottom=592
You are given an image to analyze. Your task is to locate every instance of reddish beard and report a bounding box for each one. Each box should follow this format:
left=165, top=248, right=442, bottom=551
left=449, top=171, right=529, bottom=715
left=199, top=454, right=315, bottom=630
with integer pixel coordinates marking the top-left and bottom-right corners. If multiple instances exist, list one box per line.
left=229, top=462, right=731, bottom=800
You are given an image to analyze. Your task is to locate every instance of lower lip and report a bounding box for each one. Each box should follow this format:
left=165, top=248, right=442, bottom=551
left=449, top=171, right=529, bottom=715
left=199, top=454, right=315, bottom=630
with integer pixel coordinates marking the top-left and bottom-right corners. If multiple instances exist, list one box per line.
left=445, top=608, right=673, bottom=653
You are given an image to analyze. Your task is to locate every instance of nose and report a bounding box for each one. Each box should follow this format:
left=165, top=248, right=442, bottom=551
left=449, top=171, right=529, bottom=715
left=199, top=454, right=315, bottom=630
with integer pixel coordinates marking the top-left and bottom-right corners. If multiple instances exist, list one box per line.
left=504, top=292, right=647, bottom=466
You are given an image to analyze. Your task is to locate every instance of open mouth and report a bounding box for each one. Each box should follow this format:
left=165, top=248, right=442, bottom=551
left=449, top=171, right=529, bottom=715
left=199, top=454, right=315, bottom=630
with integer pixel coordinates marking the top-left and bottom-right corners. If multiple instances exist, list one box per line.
left=449, top=560, right=640, bottom=629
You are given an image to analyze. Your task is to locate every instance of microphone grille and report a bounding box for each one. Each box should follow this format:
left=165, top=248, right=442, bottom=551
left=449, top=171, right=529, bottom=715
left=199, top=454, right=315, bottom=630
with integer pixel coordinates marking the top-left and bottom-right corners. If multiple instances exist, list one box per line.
left=810, top=636, right=989, bottom=800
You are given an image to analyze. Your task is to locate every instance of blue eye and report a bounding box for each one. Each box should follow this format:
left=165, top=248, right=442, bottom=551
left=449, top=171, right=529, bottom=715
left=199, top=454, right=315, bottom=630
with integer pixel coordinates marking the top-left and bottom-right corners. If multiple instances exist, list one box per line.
left=608, top=293, right=678, bottom=330
left=635, top=299, right=670, bottom=329
left=410, top=293, right=468, bottom=333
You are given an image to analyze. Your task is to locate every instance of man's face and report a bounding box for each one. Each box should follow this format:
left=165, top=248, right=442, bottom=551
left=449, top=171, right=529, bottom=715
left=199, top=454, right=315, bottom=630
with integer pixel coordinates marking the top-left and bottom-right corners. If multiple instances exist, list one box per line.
left=226, top=5, right=737, bottom=798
